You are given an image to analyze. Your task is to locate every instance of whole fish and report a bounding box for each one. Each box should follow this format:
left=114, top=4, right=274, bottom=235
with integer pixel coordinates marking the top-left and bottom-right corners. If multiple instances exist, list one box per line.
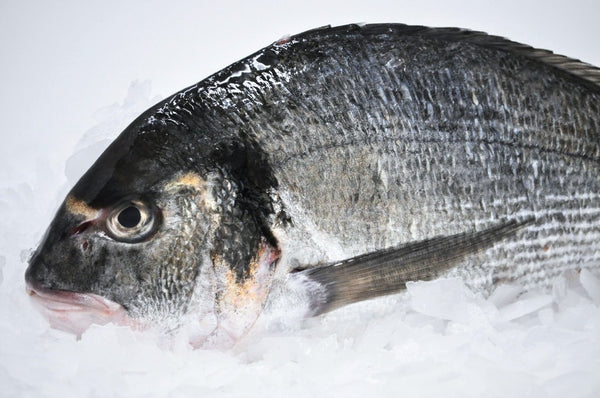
left=25, top=24, right=600, bottom=347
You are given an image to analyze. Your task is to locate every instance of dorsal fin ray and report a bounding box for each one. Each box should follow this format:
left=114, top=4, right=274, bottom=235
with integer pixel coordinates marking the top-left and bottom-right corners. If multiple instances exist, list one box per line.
left=422, top=26, right=600, bottom=88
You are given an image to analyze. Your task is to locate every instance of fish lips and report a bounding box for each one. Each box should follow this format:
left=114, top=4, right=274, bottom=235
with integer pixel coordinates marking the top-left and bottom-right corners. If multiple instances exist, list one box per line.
left=25, top=274, right=131, bottom=337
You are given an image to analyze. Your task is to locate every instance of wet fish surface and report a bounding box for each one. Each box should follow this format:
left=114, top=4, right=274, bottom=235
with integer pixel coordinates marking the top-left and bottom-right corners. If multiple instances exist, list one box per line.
left=25, top=24, right=600, bottom=346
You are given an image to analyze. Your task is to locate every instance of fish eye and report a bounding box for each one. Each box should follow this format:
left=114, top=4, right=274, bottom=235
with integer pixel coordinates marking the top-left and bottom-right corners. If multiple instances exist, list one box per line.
left=105, top=200, right=159, bottom=243
left=118, top=206, right=141, bottom=228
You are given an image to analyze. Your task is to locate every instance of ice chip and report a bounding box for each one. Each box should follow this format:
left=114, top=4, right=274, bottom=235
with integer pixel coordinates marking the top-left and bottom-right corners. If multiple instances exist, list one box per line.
left=579, top=268, right=600, bottom=305
left=406, top=278, right=492, bottom=325
left=488, top=283, right=524, bottom=308
left=553, top=269, right=594, bottom=308
left=552, top=270, right=579, bottom=301
left=537, top=307, right=554, bottom=325
left=497, top=293, right=553, bottom=322
left=65, top=139, right=114, bottom=185
left=122, top=80, right=153, bottom=108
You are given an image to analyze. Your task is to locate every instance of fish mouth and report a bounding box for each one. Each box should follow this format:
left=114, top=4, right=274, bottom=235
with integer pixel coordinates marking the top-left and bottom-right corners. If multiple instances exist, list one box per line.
left=26, top=280, right=132, bottom=337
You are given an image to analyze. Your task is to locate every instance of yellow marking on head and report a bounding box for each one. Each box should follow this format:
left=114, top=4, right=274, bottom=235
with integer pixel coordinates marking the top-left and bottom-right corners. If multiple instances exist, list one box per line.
left=65, top=195, right=97, bottom=219
left=165, top=172, right=206, bottom=191
left=164, top=172, right=219, bottom=212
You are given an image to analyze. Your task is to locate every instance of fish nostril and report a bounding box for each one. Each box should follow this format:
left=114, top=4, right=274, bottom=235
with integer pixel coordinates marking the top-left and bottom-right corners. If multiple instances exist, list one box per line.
left=70, top=220, right=94, bottom=236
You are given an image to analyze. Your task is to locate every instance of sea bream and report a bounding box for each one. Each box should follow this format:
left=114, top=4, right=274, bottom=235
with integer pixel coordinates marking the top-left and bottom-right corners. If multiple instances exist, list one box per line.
left=25, top=24, right=600, bottom=347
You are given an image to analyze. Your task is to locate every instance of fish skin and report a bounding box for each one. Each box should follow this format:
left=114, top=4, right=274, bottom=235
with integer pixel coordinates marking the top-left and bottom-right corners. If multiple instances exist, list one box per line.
left=25, top=24, right=600, bottom=344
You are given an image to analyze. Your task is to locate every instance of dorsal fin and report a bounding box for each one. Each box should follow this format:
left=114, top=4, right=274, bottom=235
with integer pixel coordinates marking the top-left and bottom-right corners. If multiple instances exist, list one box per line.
left=421, top=26, right=600, bottom=88
left=291, top=24, right=600, bottom=89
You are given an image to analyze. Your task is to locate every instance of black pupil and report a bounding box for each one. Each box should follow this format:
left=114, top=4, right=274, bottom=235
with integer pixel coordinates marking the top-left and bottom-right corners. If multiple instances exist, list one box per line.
left=118, top=206, right=142, bottom=228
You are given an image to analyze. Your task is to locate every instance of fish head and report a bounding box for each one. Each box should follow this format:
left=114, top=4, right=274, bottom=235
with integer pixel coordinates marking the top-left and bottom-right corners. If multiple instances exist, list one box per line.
left=25, top=118, right=281, bottom=348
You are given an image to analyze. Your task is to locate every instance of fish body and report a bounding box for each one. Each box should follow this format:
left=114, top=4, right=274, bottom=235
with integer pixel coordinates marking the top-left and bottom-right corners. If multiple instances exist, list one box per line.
left=25, top=24, right=600, bottom=346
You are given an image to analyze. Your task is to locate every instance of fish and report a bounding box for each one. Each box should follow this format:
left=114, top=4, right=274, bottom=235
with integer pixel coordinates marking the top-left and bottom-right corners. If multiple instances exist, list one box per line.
left=25, top=24, right=600, bottom=347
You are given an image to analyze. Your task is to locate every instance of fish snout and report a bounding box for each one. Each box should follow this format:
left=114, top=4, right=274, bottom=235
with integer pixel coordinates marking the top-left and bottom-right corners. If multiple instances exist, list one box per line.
left=25, top=200, right=101, bottom=295
left=25, top=254, right=50, bottom=294
left=24, top=251, right=68, bottom=294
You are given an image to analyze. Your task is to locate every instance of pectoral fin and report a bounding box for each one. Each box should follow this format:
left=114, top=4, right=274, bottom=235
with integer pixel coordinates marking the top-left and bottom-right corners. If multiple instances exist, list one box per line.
left=295, top=218, right=532, bottom=316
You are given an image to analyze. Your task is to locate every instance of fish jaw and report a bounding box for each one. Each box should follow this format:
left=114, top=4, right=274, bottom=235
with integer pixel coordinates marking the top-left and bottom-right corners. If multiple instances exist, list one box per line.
left=25, top=279, right=132, bottom=338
